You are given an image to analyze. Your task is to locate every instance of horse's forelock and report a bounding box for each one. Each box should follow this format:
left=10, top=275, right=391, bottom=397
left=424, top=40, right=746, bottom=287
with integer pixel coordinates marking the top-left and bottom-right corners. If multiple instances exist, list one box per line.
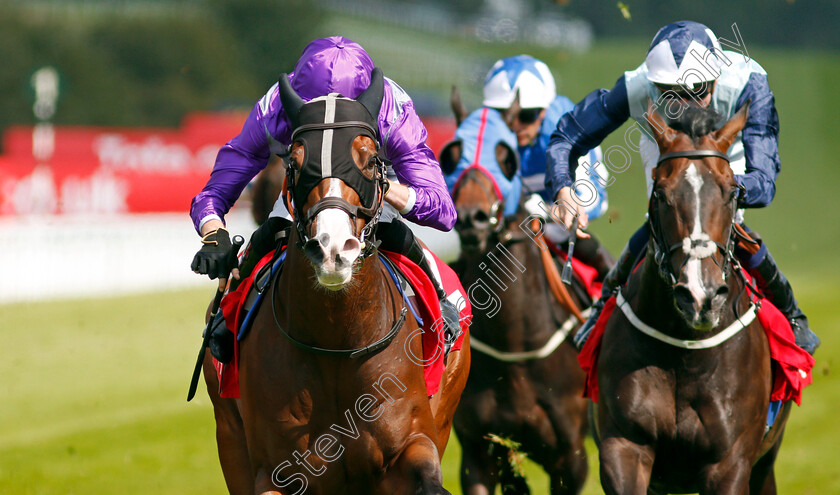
left=667, top=105, right=721, bottom=140
left=454, top=168, right=499, bottom=210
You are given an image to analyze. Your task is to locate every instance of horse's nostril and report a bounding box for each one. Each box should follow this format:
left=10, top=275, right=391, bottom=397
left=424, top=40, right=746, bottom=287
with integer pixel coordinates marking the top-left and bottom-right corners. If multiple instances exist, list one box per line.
left=304, top=238, right=325, bottom=264
left=673, top=285, right=695, bottom=308
left=318, top=233, right=330, bottom=248
left=471, top=210, right=490, bottom=226
left=674, top=284, right=691, bottom=298
left=336, top=237, right=361, bottom=267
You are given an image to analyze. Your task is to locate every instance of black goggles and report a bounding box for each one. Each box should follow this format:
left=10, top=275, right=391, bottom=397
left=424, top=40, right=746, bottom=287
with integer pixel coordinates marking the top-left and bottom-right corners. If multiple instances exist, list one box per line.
left=655, top=81, right=714, bottom=100
left=515, top=107, right=543, bottom=124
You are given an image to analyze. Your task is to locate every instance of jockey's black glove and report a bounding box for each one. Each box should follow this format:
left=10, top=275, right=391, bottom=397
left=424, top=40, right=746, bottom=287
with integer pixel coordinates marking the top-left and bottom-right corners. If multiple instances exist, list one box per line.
left=191, top=227, right=234, bottom=279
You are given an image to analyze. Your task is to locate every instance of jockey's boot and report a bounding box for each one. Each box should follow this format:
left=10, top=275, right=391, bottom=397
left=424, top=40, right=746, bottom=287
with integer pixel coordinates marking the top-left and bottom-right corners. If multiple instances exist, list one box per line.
left=378, top=221, right=462, bottom=351
left=749, top=251, right=820, bottom=355
left=573, top=234, right=616, bottom=281
left=572, top=242, right=638, bottom=350
left=209, top=217, right=293, bottom=363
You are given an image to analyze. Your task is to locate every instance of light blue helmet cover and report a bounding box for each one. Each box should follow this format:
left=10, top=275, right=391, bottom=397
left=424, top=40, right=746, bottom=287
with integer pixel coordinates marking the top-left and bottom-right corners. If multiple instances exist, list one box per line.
left=443, top=108, right=521, bottom=217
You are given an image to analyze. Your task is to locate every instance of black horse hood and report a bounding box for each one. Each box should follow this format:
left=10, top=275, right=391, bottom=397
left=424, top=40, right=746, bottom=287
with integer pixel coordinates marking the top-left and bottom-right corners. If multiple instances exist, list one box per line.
left=278, top=68, right=385, bottom=210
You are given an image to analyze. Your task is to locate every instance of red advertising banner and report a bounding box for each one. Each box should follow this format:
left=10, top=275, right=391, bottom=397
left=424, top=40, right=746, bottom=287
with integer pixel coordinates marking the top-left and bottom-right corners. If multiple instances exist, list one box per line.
left=0, top=113, right=455, bottom=216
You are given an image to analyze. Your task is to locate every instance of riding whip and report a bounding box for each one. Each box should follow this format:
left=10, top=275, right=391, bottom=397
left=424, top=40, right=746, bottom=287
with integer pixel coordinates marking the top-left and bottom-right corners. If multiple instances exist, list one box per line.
left=187, top=235, right=244, bottom=402
left=561, top=216, right=578, bottom=285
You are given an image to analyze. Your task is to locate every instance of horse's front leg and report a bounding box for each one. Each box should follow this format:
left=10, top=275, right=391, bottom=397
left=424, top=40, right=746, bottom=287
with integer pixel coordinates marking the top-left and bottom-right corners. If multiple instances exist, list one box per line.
left=380, top=435, right=450, bottom=494
left=599, top=435, right=655, bottom=495
left=456, top=434, right=499, bottom=495
left=203, top=352, right=254, bottom=495
left=699, top=458, right=754, bottom=495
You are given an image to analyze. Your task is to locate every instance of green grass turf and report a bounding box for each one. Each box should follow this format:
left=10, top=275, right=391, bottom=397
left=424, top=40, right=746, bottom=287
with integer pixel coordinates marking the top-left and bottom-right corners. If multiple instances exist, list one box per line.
left=0, top=270, right=837, bottom=494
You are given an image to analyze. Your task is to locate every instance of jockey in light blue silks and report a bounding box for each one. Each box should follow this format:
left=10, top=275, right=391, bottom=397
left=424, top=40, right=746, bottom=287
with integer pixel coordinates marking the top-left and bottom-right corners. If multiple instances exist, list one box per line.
left=445, top=55, right=615, bottom=279
left=544, top=21, right=819, bottom=355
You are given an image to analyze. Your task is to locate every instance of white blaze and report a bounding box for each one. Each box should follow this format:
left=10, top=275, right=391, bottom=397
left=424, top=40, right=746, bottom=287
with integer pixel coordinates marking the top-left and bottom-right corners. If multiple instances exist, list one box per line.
left=682, top=164, right=715, bottom=302
left=315, top=178, right=355, bottom=251
left=312, top=178, right=361, bottom=288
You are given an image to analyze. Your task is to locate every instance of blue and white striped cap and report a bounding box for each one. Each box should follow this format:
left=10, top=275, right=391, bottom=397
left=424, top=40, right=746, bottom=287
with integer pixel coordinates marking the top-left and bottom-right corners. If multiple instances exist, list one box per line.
left=482, top=55, right=556, bottom=109
left=645, top=21, right=724, bottom=86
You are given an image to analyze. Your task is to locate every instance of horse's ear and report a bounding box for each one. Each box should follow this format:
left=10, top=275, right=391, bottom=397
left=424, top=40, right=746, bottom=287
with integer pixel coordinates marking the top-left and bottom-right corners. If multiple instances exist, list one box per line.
left=451, top=85, right=469, bottom=127
left=278, top=74, right=304, bottom=128
left=643, top=98, right=677, bottom=150
left=713, top=99, right=750, bottom=152
left=495, top=142, right=519, bottom=181
left=357, top=67, right=384, bottom=120
left=439, top=139, right=462, bottom=176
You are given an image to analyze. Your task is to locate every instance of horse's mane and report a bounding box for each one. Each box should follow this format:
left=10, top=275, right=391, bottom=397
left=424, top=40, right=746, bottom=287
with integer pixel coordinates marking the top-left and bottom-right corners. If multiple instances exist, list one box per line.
left=667, top=104, right=722, bottom=140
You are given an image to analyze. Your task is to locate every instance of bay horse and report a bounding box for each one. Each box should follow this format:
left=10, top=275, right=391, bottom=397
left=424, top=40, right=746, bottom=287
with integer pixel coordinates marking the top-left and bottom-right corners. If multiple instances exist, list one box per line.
left=592, top=101, right=792, bottom=494
left=439, top=114, right=589, bottom=494
left=202, top=70, right=469, bottom=494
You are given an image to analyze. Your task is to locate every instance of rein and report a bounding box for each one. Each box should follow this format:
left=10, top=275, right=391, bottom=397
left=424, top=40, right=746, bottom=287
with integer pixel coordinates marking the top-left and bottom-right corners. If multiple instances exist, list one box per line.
left=470, top=308, right=589, bottom=362
left=530, top=218, right=585, bottom=322
left=467, top=218, right=588, bottom=362
left=269, top=257, right=408, bottom=358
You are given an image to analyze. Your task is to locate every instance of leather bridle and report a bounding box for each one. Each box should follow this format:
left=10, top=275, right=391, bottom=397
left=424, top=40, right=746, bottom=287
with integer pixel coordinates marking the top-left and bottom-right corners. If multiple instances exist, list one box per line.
left=648, top=149, right=742, bottom=286
left=282, top=131, right=389, bottom=259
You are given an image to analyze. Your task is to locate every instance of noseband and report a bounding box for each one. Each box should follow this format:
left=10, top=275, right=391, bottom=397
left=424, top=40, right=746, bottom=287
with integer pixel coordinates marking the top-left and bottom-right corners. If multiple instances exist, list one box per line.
left=277, top=69, right=388, bottom=258
left=283, top=136, right=388, bottom=258
left=648, top=149, right=740, bottom=286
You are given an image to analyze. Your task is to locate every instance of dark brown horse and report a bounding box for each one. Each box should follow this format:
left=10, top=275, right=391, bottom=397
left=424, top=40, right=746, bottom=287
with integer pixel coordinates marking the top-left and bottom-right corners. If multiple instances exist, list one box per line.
left=593, top=101, right=791, bottom=494
left=202, top=72, right=469, bottom=494
left=439, top=130, right=589, bottom=494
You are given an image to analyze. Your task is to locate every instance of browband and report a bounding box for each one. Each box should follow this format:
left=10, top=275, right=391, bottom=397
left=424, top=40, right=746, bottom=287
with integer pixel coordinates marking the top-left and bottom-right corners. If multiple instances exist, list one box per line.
left=657, top=149, right=730, bottom=165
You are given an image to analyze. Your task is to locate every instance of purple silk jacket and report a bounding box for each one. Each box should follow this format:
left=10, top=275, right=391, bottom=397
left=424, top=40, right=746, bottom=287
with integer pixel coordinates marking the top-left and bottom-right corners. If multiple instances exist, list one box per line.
left=190, top=37, right=455, bottom=234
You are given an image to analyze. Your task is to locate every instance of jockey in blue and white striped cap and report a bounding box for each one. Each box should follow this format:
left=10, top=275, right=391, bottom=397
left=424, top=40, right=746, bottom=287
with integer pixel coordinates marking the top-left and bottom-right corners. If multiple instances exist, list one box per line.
left=482, top=55, right=609, bottom=224
left=449, top=54, right=614, bottom=278
left=547, top=21, right=820, bottom=355
left=645, top=21, right=725, bottom=87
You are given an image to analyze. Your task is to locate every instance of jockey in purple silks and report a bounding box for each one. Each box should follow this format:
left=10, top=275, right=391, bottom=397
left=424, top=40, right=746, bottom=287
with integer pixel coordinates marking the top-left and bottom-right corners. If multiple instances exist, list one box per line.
left=190, top=37, right=461, bottom=363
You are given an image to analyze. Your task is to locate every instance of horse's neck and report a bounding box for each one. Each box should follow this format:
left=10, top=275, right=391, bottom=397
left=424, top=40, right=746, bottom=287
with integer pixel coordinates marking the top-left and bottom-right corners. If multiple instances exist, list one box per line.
left=459, top=235, right=559, bottom=347
left=279, top=247, right=392, bottom=347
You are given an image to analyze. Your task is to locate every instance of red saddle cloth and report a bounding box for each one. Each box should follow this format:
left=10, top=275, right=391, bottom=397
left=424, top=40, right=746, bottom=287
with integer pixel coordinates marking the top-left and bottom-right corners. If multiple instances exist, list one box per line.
left=578, top=270, right=815, bottom=405
left=212, top=248, right=470, bottom=399
left=552, top=248, right=602, bottom=301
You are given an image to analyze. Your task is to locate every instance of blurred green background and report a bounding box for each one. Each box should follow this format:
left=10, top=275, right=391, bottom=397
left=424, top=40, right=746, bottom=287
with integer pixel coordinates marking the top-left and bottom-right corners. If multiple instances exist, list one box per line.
left=2, top=0, right=838, bottom=493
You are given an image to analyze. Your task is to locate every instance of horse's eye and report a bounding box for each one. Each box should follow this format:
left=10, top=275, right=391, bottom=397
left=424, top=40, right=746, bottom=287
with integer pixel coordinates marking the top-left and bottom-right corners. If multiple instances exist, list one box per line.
left=366, top=157, right=377, bottom=169
left=728, top=188, right=738, bottom=201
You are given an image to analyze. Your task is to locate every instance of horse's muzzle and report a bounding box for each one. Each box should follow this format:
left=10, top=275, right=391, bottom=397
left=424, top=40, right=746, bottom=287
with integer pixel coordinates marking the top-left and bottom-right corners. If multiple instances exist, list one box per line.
left=673, top=282, right=729, bottom=331
left=304, top=209, right=362, bottom=290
